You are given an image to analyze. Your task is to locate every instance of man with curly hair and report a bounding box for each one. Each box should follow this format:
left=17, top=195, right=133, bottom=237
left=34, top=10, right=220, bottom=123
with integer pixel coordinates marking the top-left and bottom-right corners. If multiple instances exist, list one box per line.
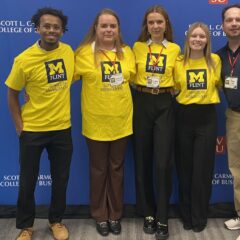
left=5, top=7, right=74, bottom=240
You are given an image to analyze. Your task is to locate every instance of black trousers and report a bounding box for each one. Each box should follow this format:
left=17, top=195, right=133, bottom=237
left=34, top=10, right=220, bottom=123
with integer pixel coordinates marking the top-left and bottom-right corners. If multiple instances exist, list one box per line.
left=133, top=91, right=175, bottom=224
left=16, top=128, right=73, bottom=229
left=176, top=104, right=217, bottom=228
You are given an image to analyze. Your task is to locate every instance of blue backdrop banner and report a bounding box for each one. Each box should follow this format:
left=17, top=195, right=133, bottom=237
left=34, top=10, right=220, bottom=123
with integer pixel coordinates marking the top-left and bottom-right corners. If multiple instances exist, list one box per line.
left=0, top=0, right=236, bottom=205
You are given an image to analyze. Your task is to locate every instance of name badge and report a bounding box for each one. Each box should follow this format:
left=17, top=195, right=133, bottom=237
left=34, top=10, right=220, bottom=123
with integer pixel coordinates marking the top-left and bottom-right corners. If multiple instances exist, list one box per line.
left=109, top=73, right=123, bottom=86
left=146, top=75, right=160, bottom=88
left=225, top=76, right=238, bottom=89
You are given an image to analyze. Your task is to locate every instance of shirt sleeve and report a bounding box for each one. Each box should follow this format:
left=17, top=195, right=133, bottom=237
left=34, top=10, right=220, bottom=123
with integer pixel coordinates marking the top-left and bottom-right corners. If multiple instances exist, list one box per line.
left=214, top=55, right=222, bottom=88
left=73, top=48, right=83, bottom=81
left=173, top=56, right=184, bottom=91
left=5, top=58, right=26, bottom=91
left=126, top=46, right=136, bottom=83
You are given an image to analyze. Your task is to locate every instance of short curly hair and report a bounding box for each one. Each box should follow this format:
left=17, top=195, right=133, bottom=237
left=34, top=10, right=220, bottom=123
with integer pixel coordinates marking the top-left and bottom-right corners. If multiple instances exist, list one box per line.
left=31, top=7, right=68, bottom=32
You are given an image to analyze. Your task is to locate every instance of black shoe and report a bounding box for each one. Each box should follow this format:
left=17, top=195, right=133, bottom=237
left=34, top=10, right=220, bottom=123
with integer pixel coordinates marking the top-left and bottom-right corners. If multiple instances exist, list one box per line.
left=155, top=222, right=169, bottom=240
left=96, top=221, right=109, bottom=236
left=192, top=224, right=206, bottom=232
left=183, top=222, right=192, bottom=230
left=143, top=216, right=156, bottom=234
left=109, top=220, right=121, bottom=235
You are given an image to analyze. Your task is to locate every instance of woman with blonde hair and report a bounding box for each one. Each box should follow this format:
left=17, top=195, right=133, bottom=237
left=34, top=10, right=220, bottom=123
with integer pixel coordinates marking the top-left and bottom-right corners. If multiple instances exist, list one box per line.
left=174, top=22, right=221, bottom=232
left=74, top=8, right=135, bottom=236
left=132, top=5, right=180, bottom=240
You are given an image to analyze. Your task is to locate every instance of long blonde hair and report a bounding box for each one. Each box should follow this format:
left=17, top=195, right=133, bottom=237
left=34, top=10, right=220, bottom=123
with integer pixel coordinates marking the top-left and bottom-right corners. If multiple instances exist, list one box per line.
left=137, top=5, right=174, bottom=42
left=183, top=22, right=214, bottom=69
left=76, top=8, right=124, bottom=66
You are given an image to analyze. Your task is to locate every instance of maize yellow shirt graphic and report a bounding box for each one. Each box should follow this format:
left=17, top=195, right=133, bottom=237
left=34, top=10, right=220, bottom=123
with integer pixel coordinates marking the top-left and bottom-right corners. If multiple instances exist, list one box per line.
left=174, top=54, right=221, bottom=105
left=133, top=40, right=180, bottom=87
left=74, top=44, right=136, bottom=141
left=5, top=41, right=74, bottom=131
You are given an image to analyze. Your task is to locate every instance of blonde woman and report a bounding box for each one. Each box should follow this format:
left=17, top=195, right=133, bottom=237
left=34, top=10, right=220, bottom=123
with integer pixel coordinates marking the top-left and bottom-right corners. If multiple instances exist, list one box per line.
left=174, top=22, right=221, bottom=232
left=74, top=9, right=135, bottom=237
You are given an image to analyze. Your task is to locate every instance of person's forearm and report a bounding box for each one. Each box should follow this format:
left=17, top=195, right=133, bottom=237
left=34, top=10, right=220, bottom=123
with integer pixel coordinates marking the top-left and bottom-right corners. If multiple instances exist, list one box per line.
left=7, top=88, right=23, bottom=135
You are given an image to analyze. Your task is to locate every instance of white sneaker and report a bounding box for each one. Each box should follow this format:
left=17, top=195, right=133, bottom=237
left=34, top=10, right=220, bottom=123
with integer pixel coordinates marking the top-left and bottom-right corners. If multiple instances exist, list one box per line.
left=224, top=217, right=240, bottom=230
left=236, top=234, right=240, bottom=240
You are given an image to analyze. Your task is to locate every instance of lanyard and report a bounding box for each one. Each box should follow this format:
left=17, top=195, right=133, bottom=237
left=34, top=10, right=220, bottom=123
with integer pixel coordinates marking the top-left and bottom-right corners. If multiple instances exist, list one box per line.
left=148, top=45, right=164, bottom=73
left=101, top=50, right=117, bottom=73
left=227, top=51, right=240, bottom=76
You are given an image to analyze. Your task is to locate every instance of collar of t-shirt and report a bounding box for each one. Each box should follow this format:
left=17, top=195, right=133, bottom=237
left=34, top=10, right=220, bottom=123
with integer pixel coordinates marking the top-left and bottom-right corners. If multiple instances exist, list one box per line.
left=36, top=40, right=60, bottom=52
left=91, top=41, right=117, bottom=52
left=146, top=38, right=168, bottom=48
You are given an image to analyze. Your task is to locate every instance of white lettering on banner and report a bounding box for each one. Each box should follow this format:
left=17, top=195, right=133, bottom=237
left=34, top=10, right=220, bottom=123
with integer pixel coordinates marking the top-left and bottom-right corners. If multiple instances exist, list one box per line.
left=0, top=20, right=18, bottom=26
left=0, top=20, right=34, bottom=34
left=0, top=20, right=32, bottom=27
left=37, top=174, right=52, bottom=187
left=212, top=179, right=220, bottom=185
left=0, top=27, right=22, bottom=33
left=0, top=174, right=52, bottom=187
left=1, top=175, right=19, bottom=187
left=214, top=173, right=232, bottom=179
left=24, top=27, right=32, bottom=33
left=39, top=180, right=52, bottom=186
left=185, top=24, right=226, bottom=38
left=38, top=174, right=52, bottom=180
left=0, top=181, right=19, bottom=187
left=4, top=175, right=19, bottom=180
left=212, top=173, right=233, bottom=185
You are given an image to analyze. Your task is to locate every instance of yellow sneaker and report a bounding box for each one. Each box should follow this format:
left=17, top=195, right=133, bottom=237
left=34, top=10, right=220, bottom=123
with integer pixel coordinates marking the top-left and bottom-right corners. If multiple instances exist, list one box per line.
left=16, top=228, right=33, bottom=240
left=49, top=223, right=69, bottom=240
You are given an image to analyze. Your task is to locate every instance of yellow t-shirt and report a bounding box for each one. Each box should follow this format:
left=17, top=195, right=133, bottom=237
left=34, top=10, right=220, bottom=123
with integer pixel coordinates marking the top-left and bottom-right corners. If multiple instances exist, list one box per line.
left=174, top=54, right=221, bottom=105
left=133, top=40, right=181, bottom=87
left=74, top=44, right=136, bottom=141
left=5, top=41, right=74, bottom=131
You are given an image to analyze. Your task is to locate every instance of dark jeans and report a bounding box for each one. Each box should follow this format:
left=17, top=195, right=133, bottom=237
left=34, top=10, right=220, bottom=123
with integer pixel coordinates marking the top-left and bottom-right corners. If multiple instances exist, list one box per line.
left=16, top=128, right=73, bottom=229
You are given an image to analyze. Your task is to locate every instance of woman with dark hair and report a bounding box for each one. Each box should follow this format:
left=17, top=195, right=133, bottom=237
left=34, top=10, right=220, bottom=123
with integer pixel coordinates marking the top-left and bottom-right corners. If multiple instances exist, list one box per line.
left=174, top=22, right=221, bottom=232
left=132, top=5, right=180, bottom=240
left=74, top=9, right=135, bottom=237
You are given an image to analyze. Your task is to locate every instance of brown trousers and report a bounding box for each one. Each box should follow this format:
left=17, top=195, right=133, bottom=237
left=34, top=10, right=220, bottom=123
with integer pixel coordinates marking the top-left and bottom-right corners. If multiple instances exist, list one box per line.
left=86, top=136, right=128, bottom=222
